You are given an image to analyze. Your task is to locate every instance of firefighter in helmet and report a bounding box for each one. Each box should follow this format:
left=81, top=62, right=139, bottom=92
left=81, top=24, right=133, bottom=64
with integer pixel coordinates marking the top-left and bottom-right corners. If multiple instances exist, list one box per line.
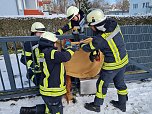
left=80, top=9, right=128, bottom=112
left=55, top=6, right=85, bottom=41
left=20, top=32, right=77, bottom=114
left=20, top=22, right=46, bottom=86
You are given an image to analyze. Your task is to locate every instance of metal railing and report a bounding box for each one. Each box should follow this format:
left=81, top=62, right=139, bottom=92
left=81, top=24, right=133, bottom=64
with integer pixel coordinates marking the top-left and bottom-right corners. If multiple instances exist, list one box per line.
left=0, top=25, right=152, bottom=100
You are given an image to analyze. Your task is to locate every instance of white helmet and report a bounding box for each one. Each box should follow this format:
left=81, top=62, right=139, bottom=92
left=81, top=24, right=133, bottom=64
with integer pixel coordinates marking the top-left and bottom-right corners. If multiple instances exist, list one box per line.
left=40, top=32, right=58, bottom=42
left=87, top=9, right=106, bottom=26
left=31, top=22, right=45, bottom=32
left=66, top=6, right=79, bottom=20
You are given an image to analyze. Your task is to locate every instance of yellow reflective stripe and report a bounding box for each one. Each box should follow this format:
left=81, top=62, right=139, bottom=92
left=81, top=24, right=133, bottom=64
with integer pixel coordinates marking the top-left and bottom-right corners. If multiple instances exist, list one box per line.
left=108, top=39, right=121, bottom=63
left=40, top=85, right=66, bottom=92
left=80, top=43, right=86, bottom=48
left=96, top=92, right=106, bottom=99
left=51, top=50, right=57, bottom=59
left=120, top=31, right=124, bottom=40
left=68, top=22, right=72, bottom=29
left=57, top=29, right=63, bottom=35
left=102, top=30, right=121, bottom=63
left=56, top=112, right=60, bottom=114
left=40, top=84, right=67, bottom=96
left=22, top=51, right=32, bottom=56
left=60, top=63, right=64, bottom=88
left=101, top=33, right=111, bottom=39
left=35, top=48, right=40, bottom=66
left=89, top=41, right=95, bottom=50
left=45, top=105, right=50, bottom=114
left=96, top=80, right=106, bottom=99
left=93, top=51, right=97, bottom=55
left=31, top=75, right=35, bottom=81
left=103, top=54, right=128, bottom=70
left=40, top=89, right=66, bottom=96
left=67, top=49, right=74, bottom=56
left=117, top=89, right=128, bottom=95
left=27, top=60, right=33, bottom=67
left=43, top=61, right=50, bottom=88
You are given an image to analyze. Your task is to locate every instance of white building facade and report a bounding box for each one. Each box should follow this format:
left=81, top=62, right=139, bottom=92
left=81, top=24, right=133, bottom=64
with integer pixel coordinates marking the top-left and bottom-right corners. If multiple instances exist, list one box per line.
left=129, top=0, right=152, bottom=15
left=0, top=0, right=43, bottom=16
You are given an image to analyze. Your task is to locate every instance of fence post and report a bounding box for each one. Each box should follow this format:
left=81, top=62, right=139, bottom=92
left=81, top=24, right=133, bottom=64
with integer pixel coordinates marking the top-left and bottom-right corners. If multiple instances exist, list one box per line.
left=1, top=42, right=16, bottom=90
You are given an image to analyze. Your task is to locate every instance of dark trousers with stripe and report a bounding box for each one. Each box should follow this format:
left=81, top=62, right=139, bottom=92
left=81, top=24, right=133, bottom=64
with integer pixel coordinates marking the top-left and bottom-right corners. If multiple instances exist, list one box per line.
left=42, top=95, right=63, bottom=114
left=94, top=66, right=127, bottom=106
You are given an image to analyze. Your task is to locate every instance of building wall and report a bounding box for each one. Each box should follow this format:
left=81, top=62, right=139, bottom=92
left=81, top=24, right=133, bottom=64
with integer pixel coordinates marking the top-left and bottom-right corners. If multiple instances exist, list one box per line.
left=129, top=0, right=152, bottom=15
left=0, top=0, right=24, bottom=16
left=24, top=0, right=37, bottom=9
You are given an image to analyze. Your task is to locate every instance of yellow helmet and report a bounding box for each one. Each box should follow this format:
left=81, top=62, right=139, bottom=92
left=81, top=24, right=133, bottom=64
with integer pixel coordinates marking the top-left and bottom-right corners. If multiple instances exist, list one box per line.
left=31, top=22, right=45, bottom=32
left=66, top=6, right=79, bottom=20
left=87, top=9, right=106, bottom=26
left=40, top=32, right=58, bottom=42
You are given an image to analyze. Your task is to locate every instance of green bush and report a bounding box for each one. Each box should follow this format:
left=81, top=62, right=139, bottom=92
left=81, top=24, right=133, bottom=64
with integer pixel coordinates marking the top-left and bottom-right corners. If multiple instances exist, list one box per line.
left=1, top=16, right=152, bottom=36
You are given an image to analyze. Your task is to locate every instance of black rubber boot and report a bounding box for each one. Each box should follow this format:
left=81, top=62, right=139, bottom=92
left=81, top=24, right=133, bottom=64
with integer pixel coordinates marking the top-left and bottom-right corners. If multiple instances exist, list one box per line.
left=20, top=106, right=36, bottom=114
left=110, top=94, right=127, bottom=112
left=84, top=102, right=100, bottom=112
left=20, top=104, right=45, bottom=114
left=35, top=104, right=45, bottom=114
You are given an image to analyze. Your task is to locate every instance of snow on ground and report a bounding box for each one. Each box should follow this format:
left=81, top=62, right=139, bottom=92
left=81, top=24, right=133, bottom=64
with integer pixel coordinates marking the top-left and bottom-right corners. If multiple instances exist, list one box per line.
left=0, top=54, right=152, bottom=114
left=0, top=80, right=152, bottom=114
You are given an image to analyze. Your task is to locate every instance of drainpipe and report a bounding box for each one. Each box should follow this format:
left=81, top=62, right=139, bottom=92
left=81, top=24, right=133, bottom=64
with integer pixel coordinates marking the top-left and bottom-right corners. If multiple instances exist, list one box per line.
left=15, top=0, right=20, bottom=15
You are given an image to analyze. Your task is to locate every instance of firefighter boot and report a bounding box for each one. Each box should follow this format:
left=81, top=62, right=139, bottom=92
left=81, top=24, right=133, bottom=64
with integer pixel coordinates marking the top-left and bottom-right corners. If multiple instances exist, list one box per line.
left=35, top=104, right=45, bottom=114
left=84, top=102, right=100, bottom=112
left=110, top=94, right=127, bottom=112
left=20, top=104, right=45, bottom=114
left=20, top=106, right=36, bottom=114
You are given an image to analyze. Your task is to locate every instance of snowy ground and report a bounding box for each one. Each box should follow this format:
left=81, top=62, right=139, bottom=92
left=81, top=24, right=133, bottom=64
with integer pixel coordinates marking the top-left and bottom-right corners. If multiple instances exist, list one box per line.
left=1, top=54, right=152, bottom=114
left=0, top=79, right=152, bottom=114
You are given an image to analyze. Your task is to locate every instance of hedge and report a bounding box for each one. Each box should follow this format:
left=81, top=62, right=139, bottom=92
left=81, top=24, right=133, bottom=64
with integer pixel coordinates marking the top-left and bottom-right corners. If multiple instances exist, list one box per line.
left=0, top=15, right=152, bottom=36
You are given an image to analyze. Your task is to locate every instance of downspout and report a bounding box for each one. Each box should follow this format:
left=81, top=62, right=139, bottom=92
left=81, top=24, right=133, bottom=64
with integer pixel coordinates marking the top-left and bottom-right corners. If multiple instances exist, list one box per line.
left=15, top=0, right=20, bottom=15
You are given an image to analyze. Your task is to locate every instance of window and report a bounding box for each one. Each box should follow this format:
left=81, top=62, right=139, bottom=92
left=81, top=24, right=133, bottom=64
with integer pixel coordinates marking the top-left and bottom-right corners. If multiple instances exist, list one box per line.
left=143, top=3, right=145, bottom=8
left=146, top=2, right=149, bottom=8
left=133, top=4, right=138, bottom=9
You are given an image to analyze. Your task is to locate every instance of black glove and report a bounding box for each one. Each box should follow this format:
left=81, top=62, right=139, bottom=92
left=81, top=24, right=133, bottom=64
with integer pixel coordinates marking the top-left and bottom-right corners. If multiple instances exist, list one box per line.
left=26, top=68, right=34, bottom=79
left=79, top=43, right=85, bottom=48
left=89, top=50, right=100, bottom=62
left=26, top=66, right=41, bottom=79
left=70, top=44, right=79, bottom=52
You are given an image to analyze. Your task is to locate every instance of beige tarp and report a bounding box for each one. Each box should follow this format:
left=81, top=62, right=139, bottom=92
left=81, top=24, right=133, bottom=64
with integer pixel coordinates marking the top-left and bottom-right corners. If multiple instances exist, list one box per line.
left=57, top=38, right=104, bottom=79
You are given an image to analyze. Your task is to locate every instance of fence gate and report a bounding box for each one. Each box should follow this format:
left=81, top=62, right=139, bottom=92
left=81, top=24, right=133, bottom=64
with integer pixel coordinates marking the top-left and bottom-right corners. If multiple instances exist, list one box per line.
left=0, top=25, right=152, bottom=100
left=0, top=36, right=40, bottom=100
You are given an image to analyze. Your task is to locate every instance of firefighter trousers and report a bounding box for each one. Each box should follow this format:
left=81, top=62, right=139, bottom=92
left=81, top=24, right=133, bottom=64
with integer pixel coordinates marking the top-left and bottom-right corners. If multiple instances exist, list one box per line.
left=94, top=66, right=128, bottom=106
left=42, top=95, right=63, bottom=114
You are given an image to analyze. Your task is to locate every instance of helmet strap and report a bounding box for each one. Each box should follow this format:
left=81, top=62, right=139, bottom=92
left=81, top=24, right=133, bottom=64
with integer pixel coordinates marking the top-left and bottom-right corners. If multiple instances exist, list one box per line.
left=31, top=32, right=35, bottom=36
left=76, top=14, right=80, bottom=21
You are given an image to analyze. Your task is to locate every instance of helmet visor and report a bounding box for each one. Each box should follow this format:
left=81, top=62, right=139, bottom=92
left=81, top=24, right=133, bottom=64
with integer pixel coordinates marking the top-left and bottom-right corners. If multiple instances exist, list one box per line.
left=35, top=28, right=46, bottom=32
left=67, top=14, right=74, bottom=20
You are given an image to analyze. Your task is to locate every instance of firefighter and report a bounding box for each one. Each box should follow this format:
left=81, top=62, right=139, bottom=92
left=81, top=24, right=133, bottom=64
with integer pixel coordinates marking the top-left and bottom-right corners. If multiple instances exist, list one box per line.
left=55, top=5, right=85, bottom=103
left=80, top=9, right=129, bottom=112
left=20, top=22, right=46, bottom=86
left=55, top=6, right=85, bottom=41
left=39, top=32, right=77, bottom=114
left=20, top=32, right=77, bottom=114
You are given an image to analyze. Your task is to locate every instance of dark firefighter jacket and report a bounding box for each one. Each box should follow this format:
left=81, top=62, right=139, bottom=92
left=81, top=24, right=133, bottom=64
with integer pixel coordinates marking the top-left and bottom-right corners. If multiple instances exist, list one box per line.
left=55, top=10, right=85, bottom=35
left=20, top=40, right=40, bottom=68
left=38, top=38, right=75, bottom=97
left=80, top=18, right=129, bottom=70
left=20, top=40, right=42, bottom=85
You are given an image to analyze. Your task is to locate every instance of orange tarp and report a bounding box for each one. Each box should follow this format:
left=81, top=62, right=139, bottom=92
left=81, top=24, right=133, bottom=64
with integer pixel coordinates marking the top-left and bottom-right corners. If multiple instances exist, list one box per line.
left=57, top=38, right=104, bottom=79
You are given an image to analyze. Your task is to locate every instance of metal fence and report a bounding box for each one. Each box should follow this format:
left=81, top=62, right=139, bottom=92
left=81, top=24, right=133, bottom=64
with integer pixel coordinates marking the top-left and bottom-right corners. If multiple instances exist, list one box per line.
left=0, top=25, right=152, bottom=100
